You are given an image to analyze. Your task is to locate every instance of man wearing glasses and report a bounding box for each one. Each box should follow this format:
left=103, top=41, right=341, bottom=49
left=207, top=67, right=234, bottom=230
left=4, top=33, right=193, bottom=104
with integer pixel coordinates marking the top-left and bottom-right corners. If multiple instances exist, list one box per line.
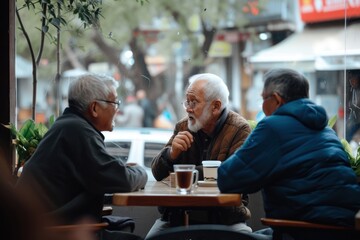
left=148, top=73, right=252, bottom=238
left=17, top=73, right=147, bottom=240
left=218, top=68, right=360, bottom=240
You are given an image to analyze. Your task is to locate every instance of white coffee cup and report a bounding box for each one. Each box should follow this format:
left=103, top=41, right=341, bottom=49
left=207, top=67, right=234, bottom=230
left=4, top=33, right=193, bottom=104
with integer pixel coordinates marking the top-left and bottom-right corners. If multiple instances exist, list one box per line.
left=169, top=172, right=176, bottom=188
left=202, top=160, right=221, bottom=181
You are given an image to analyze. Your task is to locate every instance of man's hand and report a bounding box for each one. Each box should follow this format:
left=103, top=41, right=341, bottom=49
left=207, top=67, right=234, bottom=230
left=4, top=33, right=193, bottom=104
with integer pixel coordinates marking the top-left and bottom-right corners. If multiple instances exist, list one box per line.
left=169, top=131, right=194, bottom=160
left=126, top=162, right=138, bottom=167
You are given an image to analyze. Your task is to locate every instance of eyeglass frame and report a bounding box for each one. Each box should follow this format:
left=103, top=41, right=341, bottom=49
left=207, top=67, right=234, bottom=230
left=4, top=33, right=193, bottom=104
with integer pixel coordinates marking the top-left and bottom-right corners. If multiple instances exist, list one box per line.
left=262, top=93, right=274, bottom=102
left=182, top=99, right=213, bottom=110
left=262, top=92, right=287, bottom=104
left=182, top=100, right=198, bottom=109
left=95, top=99, right=121, bottom=109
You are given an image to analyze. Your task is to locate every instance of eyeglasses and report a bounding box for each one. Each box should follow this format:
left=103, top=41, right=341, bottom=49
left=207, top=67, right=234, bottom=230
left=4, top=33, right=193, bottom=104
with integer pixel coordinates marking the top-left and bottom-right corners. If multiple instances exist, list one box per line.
left=262, top=95, right=273, bottom=102
left=96, top=99, right=121, bottom=109
left=182, top=100, right=198, bottom=109
left=262, top=93, right=274, bottom=103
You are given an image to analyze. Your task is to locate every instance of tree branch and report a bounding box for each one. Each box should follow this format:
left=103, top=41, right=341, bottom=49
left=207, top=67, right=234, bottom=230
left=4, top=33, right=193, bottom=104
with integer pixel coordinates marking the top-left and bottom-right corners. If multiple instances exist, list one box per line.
left=36, top=2, right=47, bottom=65
left=16, top=5, right=37, bottom=121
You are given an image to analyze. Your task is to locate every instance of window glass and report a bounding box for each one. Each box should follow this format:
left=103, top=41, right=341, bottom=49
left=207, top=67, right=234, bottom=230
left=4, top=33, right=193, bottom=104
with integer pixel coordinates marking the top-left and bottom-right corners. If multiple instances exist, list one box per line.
left=14, top=0, right=360, bottom=149
left=104, top=141, right=131, bottom=163
left=144, top=142, right=167, bottom=168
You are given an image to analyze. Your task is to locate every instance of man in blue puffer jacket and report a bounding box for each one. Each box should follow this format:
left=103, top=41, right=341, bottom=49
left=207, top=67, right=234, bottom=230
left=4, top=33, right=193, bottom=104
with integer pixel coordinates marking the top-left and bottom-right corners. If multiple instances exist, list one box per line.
left=218, top=68, right=360, bottom=240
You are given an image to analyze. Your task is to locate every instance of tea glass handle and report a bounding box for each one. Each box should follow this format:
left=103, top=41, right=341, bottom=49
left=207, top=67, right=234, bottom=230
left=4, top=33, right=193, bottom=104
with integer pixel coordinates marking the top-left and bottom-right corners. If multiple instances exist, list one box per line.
left=192, top=170, right=199, bottom=188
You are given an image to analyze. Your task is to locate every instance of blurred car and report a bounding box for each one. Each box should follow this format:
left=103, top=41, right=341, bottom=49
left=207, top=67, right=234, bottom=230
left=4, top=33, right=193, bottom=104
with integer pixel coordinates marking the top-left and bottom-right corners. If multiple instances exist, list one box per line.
left=102, top=127, right=173, bottom=181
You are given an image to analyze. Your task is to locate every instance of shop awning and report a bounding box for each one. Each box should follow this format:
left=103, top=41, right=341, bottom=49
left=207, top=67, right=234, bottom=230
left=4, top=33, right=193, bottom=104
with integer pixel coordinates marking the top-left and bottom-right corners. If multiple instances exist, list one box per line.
left=249, top=22, right=360, bottom=71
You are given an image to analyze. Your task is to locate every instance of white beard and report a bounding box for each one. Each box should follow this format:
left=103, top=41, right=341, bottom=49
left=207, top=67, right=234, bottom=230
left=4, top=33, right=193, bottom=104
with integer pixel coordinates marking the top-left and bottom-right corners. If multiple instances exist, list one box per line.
left=188, top=105, right=211, bottom=132
left=188, top=118, right=202, bottom=132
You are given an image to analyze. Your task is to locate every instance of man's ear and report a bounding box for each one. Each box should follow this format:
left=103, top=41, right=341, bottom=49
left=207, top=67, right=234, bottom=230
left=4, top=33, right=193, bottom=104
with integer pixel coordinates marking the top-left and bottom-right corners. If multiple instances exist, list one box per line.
left=273, top=93, right=285, bottom=106
left=213, top=100, right=222, bottom=112
left=89, top=102, right=98, bottom=117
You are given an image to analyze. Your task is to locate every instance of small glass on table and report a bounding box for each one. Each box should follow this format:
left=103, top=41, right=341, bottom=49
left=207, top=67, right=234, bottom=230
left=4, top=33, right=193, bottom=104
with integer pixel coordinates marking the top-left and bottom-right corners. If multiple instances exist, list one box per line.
left=173, top=164, right=198, bottom=194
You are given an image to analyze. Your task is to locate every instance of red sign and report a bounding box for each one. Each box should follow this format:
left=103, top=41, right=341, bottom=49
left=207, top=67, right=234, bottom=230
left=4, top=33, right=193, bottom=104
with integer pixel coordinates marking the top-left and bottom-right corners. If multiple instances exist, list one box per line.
left=299, top=0, right=360, bottom=23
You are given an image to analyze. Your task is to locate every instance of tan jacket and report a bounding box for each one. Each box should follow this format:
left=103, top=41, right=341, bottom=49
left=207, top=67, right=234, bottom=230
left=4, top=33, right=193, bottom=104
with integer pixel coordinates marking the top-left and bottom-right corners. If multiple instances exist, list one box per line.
left=151, top=109, right=252, bottom=225
left=151, top=109, right=251, bottom=181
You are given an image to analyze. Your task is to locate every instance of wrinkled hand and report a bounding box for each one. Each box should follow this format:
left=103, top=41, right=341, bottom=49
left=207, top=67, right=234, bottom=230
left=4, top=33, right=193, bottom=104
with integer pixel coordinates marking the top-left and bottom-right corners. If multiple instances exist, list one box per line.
left=169, top=131, right=193, bottom=160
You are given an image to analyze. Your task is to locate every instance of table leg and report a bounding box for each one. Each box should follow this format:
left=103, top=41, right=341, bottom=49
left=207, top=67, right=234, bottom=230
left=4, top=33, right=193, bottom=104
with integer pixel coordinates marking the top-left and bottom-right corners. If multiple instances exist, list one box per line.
left=184, top=210, right=189, bottom=226
left=168, top=208, right=191, bottom=226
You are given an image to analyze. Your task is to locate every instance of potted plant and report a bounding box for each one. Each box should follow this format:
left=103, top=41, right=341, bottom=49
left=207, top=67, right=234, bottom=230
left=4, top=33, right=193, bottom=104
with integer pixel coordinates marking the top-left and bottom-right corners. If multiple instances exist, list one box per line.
left=340, top=139, right=360, bottom=179
left=3, top=116, right=54, bottom=176
left=324, top=115, right=360, bottom=179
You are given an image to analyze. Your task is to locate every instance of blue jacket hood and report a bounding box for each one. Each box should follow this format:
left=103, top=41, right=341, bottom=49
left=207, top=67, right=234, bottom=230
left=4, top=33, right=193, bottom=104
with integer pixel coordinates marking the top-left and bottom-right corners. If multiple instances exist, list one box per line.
left=274, top=98, right=328, bottom=130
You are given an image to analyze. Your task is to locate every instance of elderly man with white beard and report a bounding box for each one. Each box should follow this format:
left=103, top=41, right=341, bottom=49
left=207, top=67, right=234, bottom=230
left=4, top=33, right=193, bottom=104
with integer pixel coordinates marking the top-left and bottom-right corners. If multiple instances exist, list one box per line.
left=147, top=73, right=252, bottom=239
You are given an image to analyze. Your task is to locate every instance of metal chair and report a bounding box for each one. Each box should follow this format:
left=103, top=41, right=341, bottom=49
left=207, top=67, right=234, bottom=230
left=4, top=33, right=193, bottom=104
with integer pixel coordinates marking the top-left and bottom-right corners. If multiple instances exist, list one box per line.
left=146, top=224, right=270, bottom=240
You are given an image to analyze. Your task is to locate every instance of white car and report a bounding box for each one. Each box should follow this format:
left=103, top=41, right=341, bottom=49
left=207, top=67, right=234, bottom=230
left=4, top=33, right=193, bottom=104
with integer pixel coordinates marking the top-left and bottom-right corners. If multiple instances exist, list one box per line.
left=102, top=128, right=173, bottom=181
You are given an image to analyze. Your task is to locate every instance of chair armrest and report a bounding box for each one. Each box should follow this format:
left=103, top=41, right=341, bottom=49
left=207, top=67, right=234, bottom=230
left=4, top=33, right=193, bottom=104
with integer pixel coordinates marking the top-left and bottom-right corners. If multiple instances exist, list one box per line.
left=46, top=222, right=109, bottom=232
left=260, top=218, right=352, bottom=230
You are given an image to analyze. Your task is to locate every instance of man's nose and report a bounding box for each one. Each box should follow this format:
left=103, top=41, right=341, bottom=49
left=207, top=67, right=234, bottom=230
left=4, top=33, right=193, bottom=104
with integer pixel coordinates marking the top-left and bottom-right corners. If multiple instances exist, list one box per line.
left=186, top=107, right=194, bottom=113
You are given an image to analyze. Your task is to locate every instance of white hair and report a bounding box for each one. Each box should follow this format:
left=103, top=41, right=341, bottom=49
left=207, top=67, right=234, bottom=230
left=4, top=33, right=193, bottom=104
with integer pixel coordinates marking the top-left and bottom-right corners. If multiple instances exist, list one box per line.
left=188, top=73, right=229, bottom=110
left=68, top=73, right=119, bottom=112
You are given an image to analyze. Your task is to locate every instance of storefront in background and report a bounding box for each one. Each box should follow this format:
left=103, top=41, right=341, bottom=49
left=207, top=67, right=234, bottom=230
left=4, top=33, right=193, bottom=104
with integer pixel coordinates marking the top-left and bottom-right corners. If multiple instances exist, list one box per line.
left=248, top=0, right=360, bottom=139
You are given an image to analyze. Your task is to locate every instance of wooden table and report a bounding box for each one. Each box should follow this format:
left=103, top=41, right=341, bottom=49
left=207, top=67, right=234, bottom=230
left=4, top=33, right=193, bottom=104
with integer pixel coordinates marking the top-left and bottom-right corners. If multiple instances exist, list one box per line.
left=112, top=181, right=242, bottom=226
left=112, top=181, right=242, bottom=207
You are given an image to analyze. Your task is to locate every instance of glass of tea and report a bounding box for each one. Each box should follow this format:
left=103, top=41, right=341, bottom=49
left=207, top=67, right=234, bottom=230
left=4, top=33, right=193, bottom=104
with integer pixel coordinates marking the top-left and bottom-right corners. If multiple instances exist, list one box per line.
left=173, top=164, right=199, bottom=194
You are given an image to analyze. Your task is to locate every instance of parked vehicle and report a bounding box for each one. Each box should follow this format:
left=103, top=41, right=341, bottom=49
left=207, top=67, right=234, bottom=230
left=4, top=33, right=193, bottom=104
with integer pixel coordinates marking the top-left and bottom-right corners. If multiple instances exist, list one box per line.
left=102, top=128, right=173, bottom=181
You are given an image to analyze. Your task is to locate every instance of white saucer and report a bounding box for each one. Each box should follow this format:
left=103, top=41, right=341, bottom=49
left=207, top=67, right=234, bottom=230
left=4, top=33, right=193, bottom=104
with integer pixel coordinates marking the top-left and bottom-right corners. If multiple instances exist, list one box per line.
left=198, top=180, right=217, bottom=187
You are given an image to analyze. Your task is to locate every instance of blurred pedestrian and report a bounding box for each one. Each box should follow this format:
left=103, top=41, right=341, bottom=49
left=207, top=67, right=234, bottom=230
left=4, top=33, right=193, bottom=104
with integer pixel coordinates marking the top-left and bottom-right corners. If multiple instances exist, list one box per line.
left=346, top=70, right=360, bottom=142
left=136, top=89, right=156, bottom=128
left=116, top=95, right=144, bottom=128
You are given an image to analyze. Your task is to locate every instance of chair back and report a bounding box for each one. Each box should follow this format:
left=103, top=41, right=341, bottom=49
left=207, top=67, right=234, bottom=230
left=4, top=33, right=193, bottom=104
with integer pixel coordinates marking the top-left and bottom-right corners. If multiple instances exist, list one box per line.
left=146, top=224, right=270, bottom=240
left=261, top=218, right=352, bottom=230
left=261, top=217, right=360, bottom=240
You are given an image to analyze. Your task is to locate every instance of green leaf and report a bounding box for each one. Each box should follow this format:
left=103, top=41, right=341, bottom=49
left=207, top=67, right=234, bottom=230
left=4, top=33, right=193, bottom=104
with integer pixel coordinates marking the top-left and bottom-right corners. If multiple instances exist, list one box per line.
left=2, top=115, right=56, bottom=166
left=356, top=153, right=360, bottom=163
left=35, top=123, right=49, bottom=139
left=42, top=25, right=49, bottom=33
left=50, top=17, right=61, bottom=29
left=60, top=17, right=67, bottom=25
left=340, top=138, right=360, bottom=177
left=2, top=123, right=18, bottom=136
left=49, top=115, right=55, bottom=126
left=19, top=119, right=36, bottom=140
left=247, top=120, right=258, bottom=131
left=340, top=138, right=355, bottom=163
left=327, top=115, right=337, bottom=128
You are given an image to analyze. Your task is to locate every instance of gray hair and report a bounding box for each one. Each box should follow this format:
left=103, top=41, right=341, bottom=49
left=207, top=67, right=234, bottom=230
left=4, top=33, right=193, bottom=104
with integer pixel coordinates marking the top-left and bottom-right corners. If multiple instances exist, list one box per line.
left=189, top=73, right=229, bottom=110
left=68, top=73, right=119, bottom=112
left=263, top=68, right=309, bottom=103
